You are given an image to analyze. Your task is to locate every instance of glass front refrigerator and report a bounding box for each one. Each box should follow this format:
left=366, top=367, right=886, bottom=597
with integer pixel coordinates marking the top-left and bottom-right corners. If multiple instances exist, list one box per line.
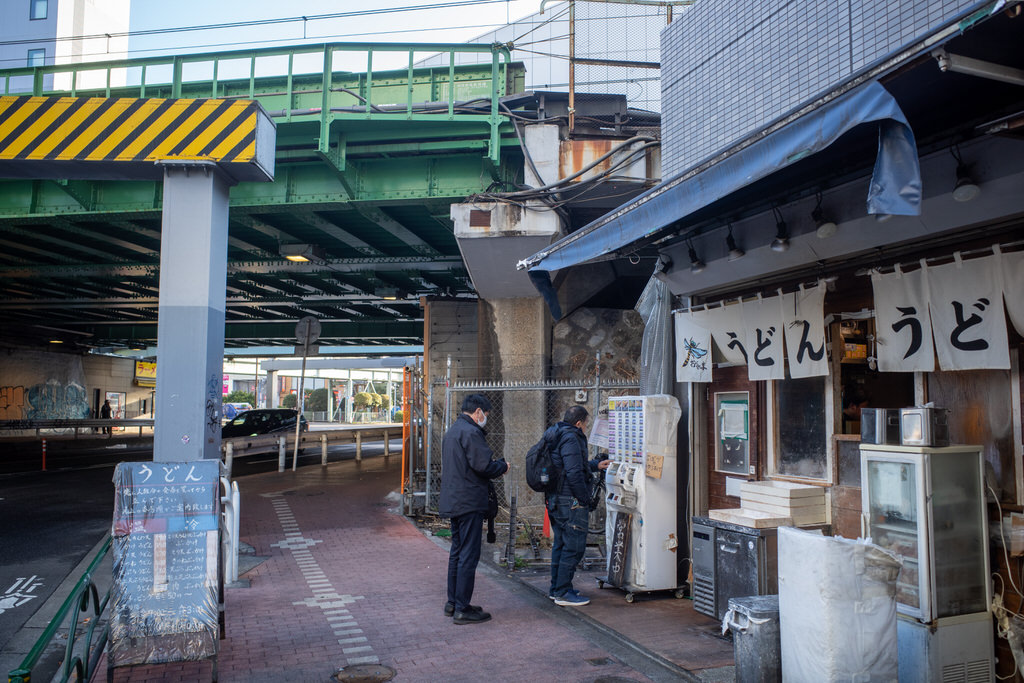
left=860, top=444, right=993, bottom=683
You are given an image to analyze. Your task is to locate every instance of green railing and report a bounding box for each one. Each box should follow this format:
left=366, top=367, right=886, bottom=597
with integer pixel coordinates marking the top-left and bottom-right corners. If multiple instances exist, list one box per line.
left=8, top=535, right=112, bottom=683
left=0, top=42, right=516, bottom=165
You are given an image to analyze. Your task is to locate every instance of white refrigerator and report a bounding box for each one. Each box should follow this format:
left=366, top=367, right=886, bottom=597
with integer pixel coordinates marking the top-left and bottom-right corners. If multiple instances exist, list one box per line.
left=860, top=444, right=993, bottom=682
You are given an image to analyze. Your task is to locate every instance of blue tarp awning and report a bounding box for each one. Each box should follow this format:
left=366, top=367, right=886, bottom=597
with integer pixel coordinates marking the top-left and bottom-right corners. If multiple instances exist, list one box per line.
left=517, top=80, right=921, bottom=290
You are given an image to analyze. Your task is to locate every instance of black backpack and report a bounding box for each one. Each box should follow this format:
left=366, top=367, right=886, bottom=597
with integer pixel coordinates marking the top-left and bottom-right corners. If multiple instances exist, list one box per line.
left=525, top=432, right=559, bottom=493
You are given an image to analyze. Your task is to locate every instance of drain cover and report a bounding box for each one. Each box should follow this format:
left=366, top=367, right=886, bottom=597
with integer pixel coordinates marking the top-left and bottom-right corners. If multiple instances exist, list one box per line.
left=333, top=664, right=396, bottom=682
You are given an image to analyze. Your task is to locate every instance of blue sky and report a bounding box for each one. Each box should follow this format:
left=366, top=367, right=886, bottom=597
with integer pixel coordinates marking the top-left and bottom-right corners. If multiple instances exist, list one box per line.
left=128, top=0, right=544, bottom=68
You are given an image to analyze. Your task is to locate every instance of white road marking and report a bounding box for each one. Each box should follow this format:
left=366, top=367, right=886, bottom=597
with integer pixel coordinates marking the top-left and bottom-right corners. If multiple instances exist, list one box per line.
left=267, top=493, right=376, bottom=668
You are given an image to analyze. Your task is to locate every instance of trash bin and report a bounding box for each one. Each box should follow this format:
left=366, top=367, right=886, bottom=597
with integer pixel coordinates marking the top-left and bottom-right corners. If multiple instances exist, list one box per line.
left=725, top=594, right=781, bottom=683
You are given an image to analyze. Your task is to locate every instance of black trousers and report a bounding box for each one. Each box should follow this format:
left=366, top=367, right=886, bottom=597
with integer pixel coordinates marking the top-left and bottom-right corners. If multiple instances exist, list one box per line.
left=447, top=511, right=484, bottom=612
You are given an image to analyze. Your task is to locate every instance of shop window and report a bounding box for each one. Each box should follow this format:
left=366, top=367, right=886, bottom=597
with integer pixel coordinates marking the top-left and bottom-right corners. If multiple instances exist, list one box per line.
left=771, top=377, right=828, bottom=480
left=30, top=0, right=47, bottom=20
left=27, top=48, right=45, bottom=67
left=714, top=391, right=749, bottom=475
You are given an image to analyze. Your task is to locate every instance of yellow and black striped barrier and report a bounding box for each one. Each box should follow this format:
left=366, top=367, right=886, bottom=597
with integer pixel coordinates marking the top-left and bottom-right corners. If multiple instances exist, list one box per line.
left=0, top=95, right=275, bottom=182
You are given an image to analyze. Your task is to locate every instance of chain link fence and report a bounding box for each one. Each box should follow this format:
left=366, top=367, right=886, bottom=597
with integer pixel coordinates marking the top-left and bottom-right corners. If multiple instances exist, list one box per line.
left=424, top=377, right=639, bottom=565
left=570, top=1, right=676, bottom=117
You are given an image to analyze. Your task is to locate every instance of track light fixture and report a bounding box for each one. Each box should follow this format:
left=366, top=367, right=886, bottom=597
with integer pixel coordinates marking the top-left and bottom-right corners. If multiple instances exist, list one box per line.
left=812, top=194, right=837, bottom=239
left=951, top=146, right=980, bottom=202
left=770, top=207, right=790, bottom=252
left=280, top=243, right=326, bottom=263
left=726, top=225, right=745, bottom=261
left=687, top=240, right=705, bottom=274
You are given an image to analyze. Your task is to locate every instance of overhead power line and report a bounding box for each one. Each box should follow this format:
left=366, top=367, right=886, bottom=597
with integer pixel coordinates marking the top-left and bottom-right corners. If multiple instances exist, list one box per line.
left=0, top=0, right=514, bottom=48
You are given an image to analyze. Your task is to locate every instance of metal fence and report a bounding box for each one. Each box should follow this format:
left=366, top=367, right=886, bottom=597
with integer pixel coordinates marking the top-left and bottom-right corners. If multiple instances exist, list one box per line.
left=425, top=376, right=639, bottom=564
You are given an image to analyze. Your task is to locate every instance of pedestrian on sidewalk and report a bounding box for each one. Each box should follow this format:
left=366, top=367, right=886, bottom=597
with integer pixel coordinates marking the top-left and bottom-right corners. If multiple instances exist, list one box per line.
left=545, top=405, right=610, bottom=607
left=439, top=393, right=510, bottom=625
left=100, top=399, right=112, bottom=435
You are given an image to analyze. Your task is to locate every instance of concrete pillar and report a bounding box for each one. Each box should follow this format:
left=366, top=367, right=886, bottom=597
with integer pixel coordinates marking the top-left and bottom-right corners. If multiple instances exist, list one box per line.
left=153, top=164, right=231, bottom=462
left=266, top=370, right=278, bottom=408
left=484, top=298, right=551, bottom=518
left=345, top=370, right=353, bottom=423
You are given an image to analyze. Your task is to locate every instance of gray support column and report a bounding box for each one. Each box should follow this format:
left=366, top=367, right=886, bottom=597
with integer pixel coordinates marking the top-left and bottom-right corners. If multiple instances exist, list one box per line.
left=153, top=164, right=231, bottom=462
left=345, top=371, right=353, bottom=423
left=266, top=370, right=278, bottom=407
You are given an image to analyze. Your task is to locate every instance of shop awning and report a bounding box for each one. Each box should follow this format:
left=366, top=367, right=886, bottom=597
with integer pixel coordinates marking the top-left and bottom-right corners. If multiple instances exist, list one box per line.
left=517, top=80, right=921, bottom=281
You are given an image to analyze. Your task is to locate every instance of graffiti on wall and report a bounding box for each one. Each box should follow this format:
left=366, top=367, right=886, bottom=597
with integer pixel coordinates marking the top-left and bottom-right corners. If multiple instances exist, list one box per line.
left=0, top=380, right=90, bottom=420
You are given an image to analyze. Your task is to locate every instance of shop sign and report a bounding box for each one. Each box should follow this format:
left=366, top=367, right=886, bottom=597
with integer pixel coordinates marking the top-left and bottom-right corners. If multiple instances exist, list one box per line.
left=873, top=251, right=1012, bottom=372
left=674, top=282, right=828, bottom=382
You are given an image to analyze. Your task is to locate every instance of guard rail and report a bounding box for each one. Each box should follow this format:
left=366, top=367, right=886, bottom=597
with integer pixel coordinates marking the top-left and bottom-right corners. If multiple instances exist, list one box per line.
left=222, top=423, right=400, bottom=475
left=0, top=419, right=153, bottom=437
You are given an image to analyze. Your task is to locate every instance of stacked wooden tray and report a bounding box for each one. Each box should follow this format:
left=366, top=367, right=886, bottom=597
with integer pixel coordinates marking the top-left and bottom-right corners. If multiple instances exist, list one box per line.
left=740, top=480, right=826, bottom=525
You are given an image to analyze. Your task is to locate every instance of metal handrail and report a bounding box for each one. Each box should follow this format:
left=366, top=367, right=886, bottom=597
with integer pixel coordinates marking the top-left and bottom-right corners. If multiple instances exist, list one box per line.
left=8, top=535, right=112, bottom=683
left=0, top=41, right=514, bottom=164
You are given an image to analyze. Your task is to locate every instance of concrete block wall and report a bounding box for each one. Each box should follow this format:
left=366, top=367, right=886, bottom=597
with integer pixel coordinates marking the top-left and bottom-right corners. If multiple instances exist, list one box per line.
left=659, top=0, right=978, bottom=179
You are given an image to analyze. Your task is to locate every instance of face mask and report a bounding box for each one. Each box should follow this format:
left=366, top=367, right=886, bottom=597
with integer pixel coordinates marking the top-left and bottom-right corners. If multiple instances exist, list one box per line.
left=477, top=412, right=488, bottom=428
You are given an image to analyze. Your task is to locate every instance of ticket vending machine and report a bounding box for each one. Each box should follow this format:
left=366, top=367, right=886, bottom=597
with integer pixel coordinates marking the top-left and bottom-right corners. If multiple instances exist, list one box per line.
left=601, top=394, right=683, bottom=601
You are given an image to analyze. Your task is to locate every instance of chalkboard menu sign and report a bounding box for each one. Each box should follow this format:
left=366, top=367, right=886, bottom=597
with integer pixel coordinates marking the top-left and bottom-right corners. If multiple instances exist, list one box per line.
left=109, top=461, right=222, bottom=668
left=607, top=511, right=633, bottom=588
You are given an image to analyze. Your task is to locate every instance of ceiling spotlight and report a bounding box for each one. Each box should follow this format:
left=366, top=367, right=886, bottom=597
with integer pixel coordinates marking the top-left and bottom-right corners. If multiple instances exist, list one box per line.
left=812, top=194, right=837, bottom=239
left=375, top=286, right=400, bottom=300
left=950, top=145, right=980, bottom=203
left=726, top=225, right=745, bottom=261
left=687, top=241, right=705, bottom=274
left=770, top=207, right=790, bottom=252
left=953, top=164, right=980, bottom=202
left=49, top=339, right=64, bottom=344
left=280, top=243, right=325, bottom=263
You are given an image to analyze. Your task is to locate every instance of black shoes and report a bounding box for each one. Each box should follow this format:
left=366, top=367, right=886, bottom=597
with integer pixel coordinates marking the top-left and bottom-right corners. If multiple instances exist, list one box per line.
left=444, top=602, right=481, bottom=617
left=453, top=609, right=492, bottom=625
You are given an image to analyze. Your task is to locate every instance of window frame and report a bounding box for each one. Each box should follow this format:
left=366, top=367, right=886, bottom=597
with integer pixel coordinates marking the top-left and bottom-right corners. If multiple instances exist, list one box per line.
left=766, top=372, right=835, bottom=484
left=29, top=0, right=48, bottom=21
left=27, top=48, right=45, bottom=67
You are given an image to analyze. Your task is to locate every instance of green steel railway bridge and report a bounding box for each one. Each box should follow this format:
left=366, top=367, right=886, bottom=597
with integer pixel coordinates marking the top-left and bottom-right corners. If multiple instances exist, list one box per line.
left=0, top=42, right=534, bottom=351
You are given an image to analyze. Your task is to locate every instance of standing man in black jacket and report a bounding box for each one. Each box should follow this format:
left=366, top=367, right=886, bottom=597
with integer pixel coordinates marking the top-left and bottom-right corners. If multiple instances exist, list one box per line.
left=545, top=405, right=610, bottom=606
left=439, top=394, right=509, bottom=624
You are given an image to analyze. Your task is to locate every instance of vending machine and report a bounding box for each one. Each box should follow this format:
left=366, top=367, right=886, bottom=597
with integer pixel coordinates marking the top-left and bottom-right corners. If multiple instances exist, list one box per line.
left=601, top=394, right=682, bottom=600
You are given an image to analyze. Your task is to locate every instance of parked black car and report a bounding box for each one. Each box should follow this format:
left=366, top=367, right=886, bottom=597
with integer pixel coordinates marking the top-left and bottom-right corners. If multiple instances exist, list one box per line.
left=222, top=408, right=308, bottom=438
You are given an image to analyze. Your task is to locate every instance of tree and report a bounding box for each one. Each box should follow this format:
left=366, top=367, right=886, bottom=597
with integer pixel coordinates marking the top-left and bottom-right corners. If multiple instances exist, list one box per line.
left=281, top=393, right=297, bottom=409
left=225, top=390, right=255, bottom=406
left=353, top=391, right=373, bottom=410
left=380, top=395, right=391, bottom=411
left=307, top=388, right=329, bottom=412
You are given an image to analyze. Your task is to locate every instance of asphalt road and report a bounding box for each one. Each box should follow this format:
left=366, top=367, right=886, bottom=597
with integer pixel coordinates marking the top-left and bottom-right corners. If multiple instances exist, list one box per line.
left=0, top=436, right=399, bottom=659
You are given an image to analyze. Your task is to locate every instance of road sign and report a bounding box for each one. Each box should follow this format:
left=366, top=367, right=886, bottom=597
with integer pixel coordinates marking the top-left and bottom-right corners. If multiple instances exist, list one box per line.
left=295, top=316, right=321, bottom=346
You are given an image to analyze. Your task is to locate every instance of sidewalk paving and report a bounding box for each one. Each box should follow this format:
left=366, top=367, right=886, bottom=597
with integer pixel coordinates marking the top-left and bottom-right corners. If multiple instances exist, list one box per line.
left=98, top=455, right=734, bottom=682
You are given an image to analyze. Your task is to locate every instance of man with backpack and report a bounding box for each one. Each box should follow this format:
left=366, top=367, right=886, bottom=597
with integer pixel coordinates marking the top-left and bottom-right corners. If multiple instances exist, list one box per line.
left=543, top=405, right=610, bottom=607
left=439, top=394, right=510, bottom=624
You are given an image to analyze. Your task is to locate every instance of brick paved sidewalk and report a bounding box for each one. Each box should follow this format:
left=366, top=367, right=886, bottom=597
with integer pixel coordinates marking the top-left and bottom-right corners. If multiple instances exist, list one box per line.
left=103, top=456, right=703, bottom=682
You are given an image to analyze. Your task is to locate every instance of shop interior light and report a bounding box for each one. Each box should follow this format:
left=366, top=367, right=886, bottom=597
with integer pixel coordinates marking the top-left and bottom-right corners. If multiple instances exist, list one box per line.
left=687, top=241, right=706, bottom=274
left=770, top=207, right=790, bottom=252
left=812, top=194, right=837, bottom=239
left=726, top=225, right=745, bottom=261
left=950, top=145, right=980, bottom=202
left=280, top=243, right=326, bottom=263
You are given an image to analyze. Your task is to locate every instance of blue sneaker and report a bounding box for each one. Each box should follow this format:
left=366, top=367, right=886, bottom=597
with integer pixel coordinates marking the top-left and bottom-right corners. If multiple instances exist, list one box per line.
left=554, top=590, right=590, bottom=606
